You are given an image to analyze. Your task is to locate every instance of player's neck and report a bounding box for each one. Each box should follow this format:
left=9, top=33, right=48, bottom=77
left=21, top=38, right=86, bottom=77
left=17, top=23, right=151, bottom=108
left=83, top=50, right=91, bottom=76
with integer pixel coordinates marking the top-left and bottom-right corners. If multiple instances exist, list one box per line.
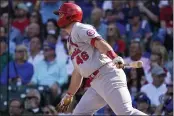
left=64, top=22, right=76, bottom=35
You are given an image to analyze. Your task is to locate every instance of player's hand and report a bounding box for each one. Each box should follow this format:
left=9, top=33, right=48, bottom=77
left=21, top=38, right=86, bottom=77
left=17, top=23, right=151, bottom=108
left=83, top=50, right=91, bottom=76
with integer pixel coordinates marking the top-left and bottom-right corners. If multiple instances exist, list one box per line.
left=113, top=56, right=124, bottom=69
left=56, top=93, right=73, bottom=113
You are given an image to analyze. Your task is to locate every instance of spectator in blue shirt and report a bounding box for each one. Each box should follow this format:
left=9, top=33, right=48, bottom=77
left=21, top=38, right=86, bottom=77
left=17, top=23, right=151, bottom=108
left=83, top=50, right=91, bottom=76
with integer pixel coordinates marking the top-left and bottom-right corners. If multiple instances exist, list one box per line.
left=0, top=37, right=13, bottom=74
left=0, top=12, right=21, bottom=54
left=30, top=41, right=68, bottom=99
left=1, top=45, right=34, bottom=85
left=126, top=7, right=152, bottom=44
left=14, top=23, right=41, bottom=51
left=39, top=0, right=62, bottom=24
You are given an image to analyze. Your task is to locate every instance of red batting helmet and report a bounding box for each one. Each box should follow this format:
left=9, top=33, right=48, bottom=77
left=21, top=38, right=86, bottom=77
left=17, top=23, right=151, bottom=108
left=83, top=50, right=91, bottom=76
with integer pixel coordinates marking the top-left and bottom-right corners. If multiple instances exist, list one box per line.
left=53, top=3, right=83, bottom=28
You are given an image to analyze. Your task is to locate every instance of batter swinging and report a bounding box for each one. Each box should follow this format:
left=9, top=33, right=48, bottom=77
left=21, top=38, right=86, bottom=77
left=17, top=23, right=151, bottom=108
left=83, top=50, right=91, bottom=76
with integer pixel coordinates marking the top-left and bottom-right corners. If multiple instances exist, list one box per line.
left=54, top=3, right=147, bottom=115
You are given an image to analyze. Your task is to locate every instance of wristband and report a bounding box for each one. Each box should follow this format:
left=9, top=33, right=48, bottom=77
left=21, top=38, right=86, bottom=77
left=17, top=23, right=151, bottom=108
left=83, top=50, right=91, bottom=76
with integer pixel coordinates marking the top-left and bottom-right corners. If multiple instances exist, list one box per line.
left=113, top=57, right=120, bottom=64
left=106, top=50, right=117, bottom=60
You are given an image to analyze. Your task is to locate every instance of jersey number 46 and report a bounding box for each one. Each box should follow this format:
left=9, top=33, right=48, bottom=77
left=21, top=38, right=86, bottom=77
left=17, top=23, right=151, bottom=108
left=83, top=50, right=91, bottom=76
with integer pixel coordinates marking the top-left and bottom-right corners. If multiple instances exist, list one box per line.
left=76, top=51, right=89, bottom=65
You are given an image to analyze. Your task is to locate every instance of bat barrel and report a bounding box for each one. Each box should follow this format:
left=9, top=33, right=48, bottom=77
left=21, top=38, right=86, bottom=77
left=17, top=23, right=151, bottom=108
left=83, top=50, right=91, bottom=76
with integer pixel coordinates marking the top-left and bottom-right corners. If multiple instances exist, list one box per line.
left=124, top=61, right=143, bottom=68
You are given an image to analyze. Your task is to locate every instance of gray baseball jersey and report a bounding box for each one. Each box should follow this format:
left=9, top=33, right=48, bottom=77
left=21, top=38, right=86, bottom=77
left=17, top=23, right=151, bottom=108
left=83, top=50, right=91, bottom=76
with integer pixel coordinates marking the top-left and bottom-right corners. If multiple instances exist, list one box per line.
left=67, top=22, right=146, bottom=115
left=67, top=22, right=112, bottom=77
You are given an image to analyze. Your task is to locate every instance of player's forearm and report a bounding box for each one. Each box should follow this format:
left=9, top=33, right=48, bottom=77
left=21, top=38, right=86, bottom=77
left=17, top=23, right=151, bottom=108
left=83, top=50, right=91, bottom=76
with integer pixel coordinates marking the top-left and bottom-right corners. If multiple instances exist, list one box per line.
left=67, top=69, right=83, bottom=95
left=94, top=39, right=118, bottom=59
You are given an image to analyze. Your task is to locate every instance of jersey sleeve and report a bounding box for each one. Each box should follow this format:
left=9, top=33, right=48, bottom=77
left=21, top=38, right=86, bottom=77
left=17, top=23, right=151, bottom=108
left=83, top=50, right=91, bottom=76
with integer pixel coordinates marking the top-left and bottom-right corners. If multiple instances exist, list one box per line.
left=77, top=25, right=102, bottom=45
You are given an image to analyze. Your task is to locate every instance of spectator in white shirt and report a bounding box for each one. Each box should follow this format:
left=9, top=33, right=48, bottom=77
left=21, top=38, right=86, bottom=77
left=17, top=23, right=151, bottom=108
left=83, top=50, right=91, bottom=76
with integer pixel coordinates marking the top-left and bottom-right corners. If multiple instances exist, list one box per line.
left=124, top=40, right=150, bottom=73
left=146, top=43, right=171, bottom=84
left=141, top=64, right=167, bottom=107
left=28, top=36, right=44, bottom=67
left=46, top=30, right=67, bottom=64
left=46, top=31, right=68, bottom=64
left=46, top=29, right=74, bottom=77
left=56, top=29, right=74, bottom=76
left=30, top=41, right=68, bottom=101
left=145, top=52, right=171, bottom=84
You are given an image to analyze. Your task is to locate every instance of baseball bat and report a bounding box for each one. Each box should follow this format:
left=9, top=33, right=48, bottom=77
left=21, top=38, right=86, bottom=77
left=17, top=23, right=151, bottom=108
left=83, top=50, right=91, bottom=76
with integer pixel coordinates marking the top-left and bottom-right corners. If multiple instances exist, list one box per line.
left=123, top=61, right=143, bottom=68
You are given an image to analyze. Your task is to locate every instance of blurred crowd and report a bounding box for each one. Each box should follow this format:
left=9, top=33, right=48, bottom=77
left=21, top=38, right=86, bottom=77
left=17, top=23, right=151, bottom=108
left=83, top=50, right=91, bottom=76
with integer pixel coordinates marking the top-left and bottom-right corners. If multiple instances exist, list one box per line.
left=0, top=0, right=173, bottom=115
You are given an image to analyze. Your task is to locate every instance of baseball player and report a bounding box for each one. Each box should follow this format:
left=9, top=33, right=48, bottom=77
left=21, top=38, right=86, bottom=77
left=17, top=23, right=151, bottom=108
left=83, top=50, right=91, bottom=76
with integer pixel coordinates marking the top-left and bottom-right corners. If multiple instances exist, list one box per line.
left=54, top=3, right=147, bottom=115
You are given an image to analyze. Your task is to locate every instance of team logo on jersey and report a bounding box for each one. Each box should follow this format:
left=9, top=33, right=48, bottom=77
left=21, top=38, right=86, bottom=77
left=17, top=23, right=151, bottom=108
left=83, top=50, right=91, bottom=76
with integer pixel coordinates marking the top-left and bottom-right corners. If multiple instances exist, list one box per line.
left=87, top=29, right=95, bottom=36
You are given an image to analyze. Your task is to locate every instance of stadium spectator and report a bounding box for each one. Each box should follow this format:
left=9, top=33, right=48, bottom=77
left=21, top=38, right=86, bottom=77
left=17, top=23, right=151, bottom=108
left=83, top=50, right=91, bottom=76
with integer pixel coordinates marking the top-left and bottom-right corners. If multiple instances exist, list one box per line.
left=14, top=23, right=40, bottom=48
left=0, top=37, right=13, bottom=74
left=24, top=23, right=41, bottom=47
left=134, top=93, right=152, bottom=115
left=23, top=89, right=43, bottom=115
left=45, top=18, right=59, bottom=37
left=102, top=0, right=137, bottom=25
left=0, top=26, right=6, bottom=37
left=110, top=1, right=126, bottom=23
left=146, top=45, right=172, bottom=84
left=42, top=105, right=58, bottom=115
left=39, top=0, right=62, bottom=24
left=89, top=7, right=107, bottom=39
left=76, top=0, right=100, bottom=22
left=140, top=0, right=161, bottom=40
left=151, top=45, right=168, bottom=65
left=154, top=84, right=173, bottom=115
left=30, top=41, right=68, bottom=99
left=1, top=45, right=34, bottom=85
left=159, top=0, right=173, bottom=30
left=9, top=99, right=24, bottom=116
left=159, top=0, right=173, bottom=52
left=103, top=9, right=113, bottom=24
left=56, top=29, right=74, bottom=76
left=28, top=36, right=44, bottom=67
left=127, top=0, right=137, bottom=9
left=0, top=12, right=21, bottom=54
left=163, top=99, right=173, bottom=115
left=1, top=12, right=21, bottom=41
left=137, top=1, right=160, bottom=30
left=151, top=35, right=165, bottom=49
left=166, top=84, right=173, bottom=100
left=12, top=3, right=30, bottom=34
left=56, top=29, right=68, bottom=54
left=102, top=0, right=129, bottom=32
left=46, top=30, right=72, bottom=76
left=106, top=23, right=126, bottom=56
left=126, top=7, right=152, bottom=44
left=102, top=1, right=127, bottom=24
left=46, top=32, right=58, bottom=45
left=141, top=64, right=167, bottom=107
left=29, top=10, right=42, bottom=25
left=164, top=59, right=173, bottom=82
left=126, top=68, right=146, bottom=98
left=0, top=1, right=10, bottom=15
left=124, top=40, right=150, bottom=73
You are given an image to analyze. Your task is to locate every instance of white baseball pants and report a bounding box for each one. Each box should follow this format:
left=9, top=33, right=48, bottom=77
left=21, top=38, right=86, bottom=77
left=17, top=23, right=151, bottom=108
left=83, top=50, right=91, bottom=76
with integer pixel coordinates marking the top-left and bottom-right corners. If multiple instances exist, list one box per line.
left=73, top=63, right=147, bottom=115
